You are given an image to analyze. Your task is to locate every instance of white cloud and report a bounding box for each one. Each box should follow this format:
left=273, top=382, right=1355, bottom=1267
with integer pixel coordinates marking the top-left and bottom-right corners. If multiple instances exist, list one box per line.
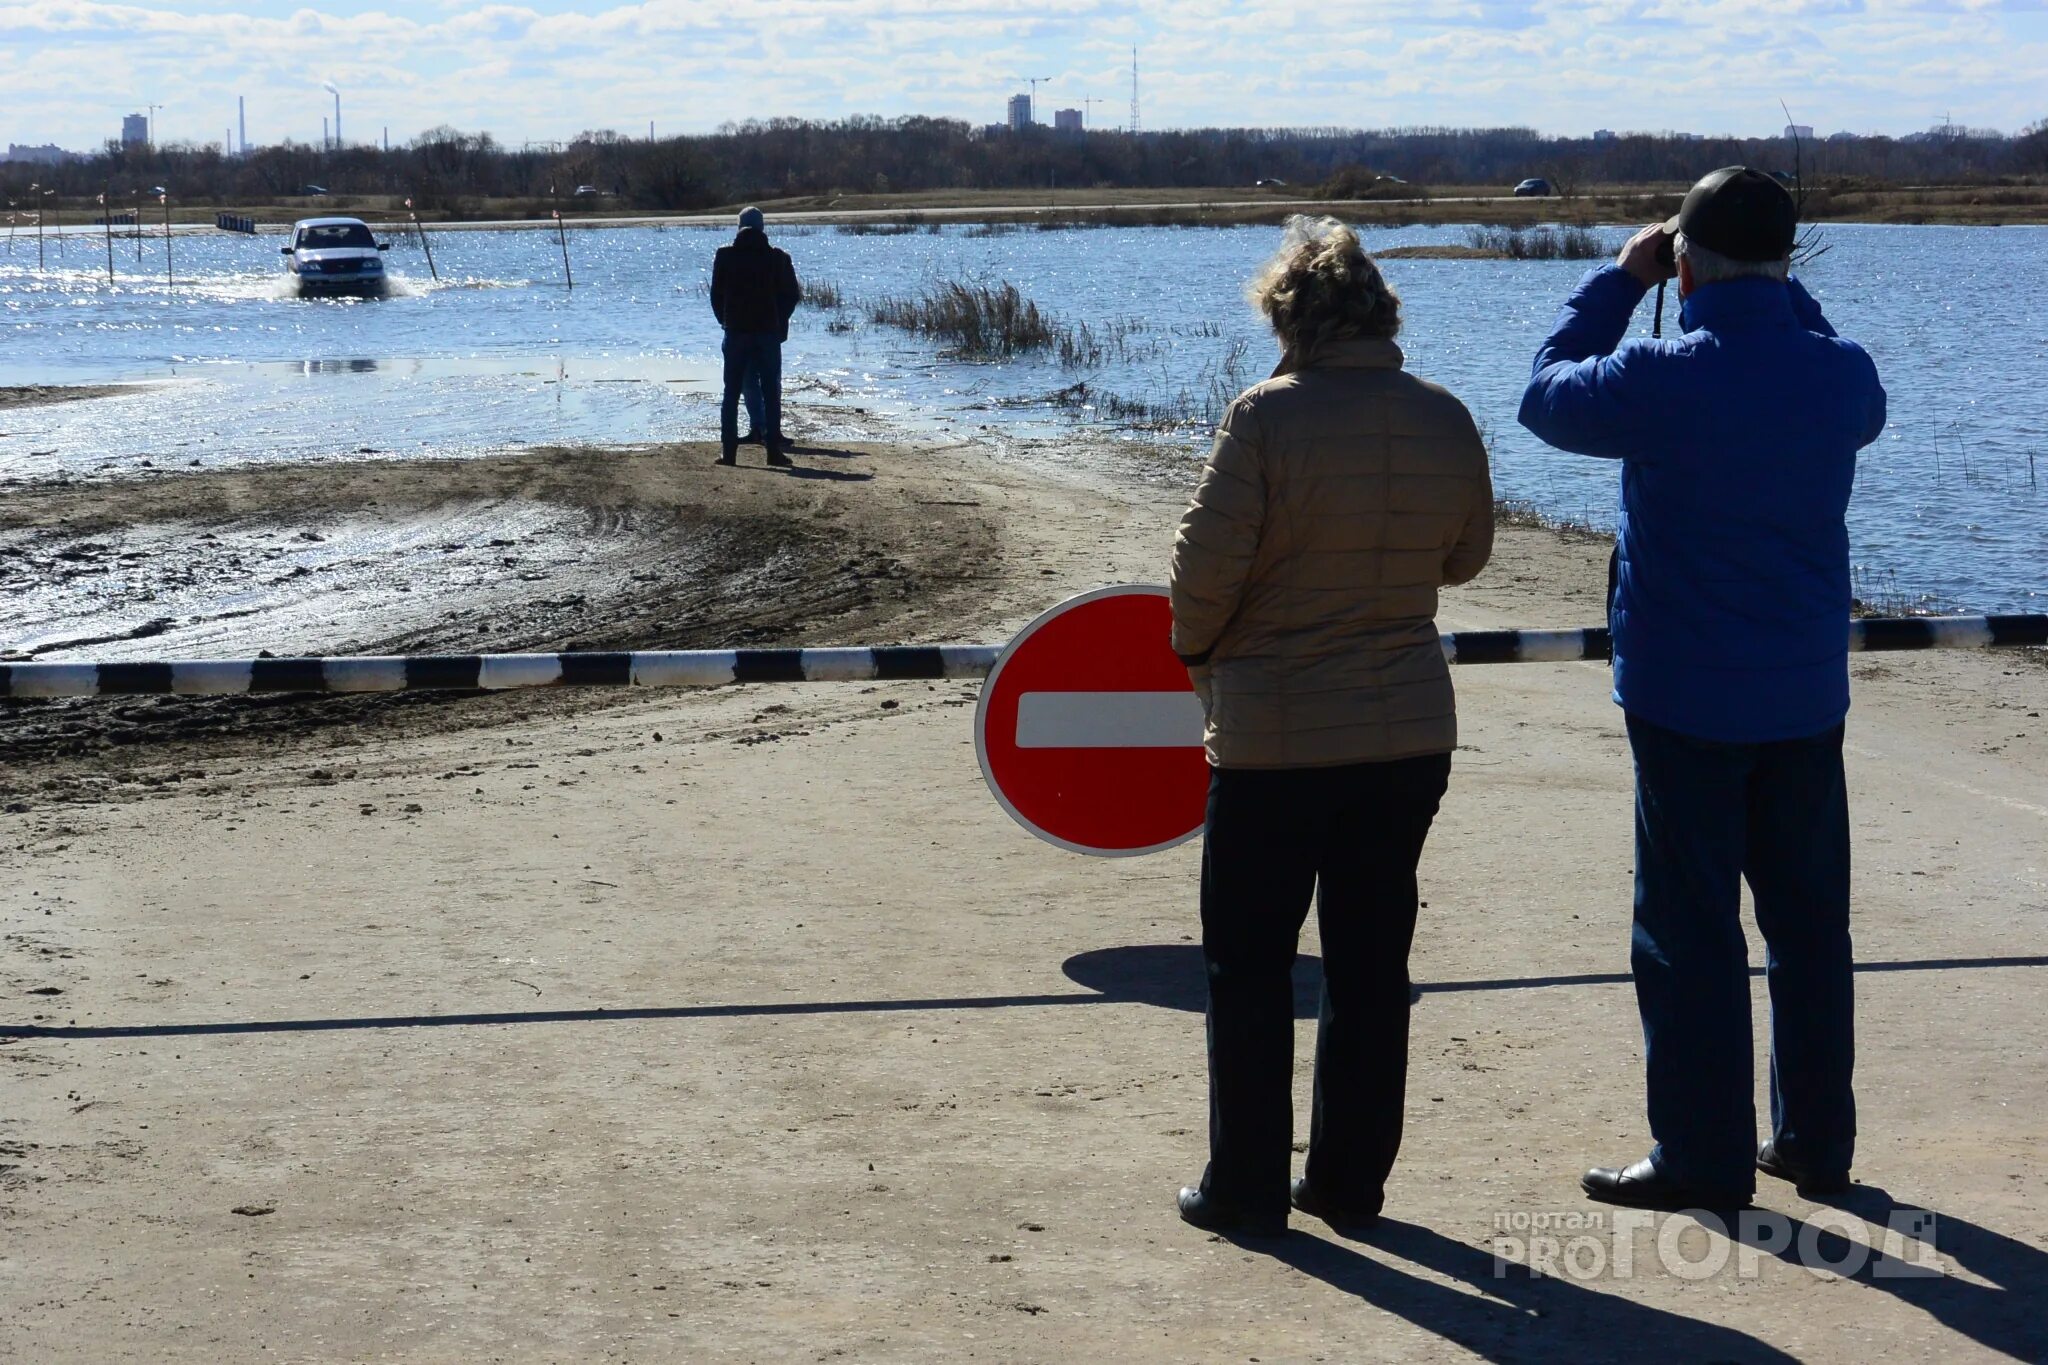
left=0, top=0, right=2041, bottom=150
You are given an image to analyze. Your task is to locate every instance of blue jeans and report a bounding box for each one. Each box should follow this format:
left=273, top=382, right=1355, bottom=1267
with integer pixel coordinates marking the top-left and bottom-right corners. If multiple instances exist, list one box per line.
left=742, top=368, right=765, bottom=435
left=1627, top=713, right=1856, bottom=1195
left=720, top=331, right=782, bottom=452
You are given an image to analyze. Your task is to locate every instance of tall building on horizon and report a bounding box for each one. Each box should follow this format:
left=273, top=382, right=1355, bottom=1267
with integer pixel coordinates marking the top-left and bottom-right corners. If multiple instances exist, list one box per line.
left=1053, top=108, right=1083, bottom=134
left=121, top=113, right=148, bottom=148
left=1007, top=93, right=1032, bottom=131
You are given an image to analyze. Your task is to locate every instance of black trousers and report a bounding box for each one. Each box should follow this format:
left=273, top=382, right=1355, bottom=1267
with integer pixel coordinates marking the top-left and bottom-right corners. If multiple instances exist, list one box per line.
left=1198, top=754, right=1452, bottom=1221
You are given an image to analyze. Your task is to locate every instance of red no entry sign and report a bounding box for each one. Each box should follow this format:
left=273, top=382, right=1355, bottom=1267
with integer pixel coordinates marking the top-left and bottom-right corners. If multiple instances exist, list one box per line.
left=975, top=585, right=1210, bottom=856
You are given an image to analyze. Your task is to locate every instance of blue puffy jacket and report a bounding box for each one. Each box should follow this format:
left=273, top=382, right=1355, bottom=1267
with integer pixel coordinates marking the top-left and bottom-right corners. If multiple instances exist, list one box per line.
left=1518, top=266, right=1887, bottom=742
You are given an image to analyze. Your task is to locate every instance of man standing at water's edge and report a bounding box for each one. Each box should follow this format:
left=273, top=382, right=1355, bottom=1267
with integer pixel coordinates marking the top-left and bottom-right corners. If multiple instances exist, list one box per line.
left=711, top=206, right=800, bottom=467
left=1518, top=167, right=1887, bottom=1210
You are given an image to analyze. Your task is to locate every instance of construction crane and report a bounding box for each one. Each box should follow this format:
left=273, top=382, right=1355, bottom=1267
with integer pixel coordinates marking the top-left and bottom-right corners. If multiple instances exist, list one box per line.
left=145, top=103, right=164, bottom=147
left=1012, top=75, right=1052, bottom=123
left=1079, top=96, right=1106, bottom=128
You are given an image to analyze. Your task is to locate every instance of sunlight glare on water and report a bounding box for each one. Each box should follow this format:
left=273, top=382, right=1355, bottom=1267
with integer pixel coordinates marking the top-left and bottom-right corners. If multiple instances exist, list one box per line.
left=2, top=219, right=2043, bottom=610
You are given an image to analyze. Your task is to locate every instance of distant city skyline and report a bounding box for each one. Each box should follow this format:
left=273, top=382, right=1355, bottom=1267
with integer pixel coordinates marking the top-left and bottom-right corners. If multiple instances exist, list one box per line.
left=2, top=0, right=2043, bottom=153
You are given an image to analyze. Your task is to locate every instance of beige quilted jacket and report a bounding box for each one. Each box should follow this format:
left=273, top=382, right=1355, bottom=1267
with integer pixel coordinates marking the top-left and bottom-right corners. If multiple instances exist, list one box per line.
left=1169, top=337, right=1494, bottom=768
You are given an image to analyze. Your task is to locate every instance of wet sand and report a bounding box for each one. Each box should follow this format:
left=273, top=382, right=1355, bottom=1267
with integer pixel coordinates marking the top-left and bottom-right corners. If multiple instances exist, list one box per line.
left=2, top=434, right=2045, bottom=1362
left=0, top=384, right=138, bottom=411
left=0, top=440, right=996, bottom=781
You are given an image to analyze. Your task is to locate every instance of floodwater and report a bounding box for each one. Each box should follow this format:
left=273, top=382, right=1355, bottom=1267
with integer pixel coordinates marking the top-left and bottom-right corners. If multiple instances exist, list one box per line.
left=3, top=218, right=2045, bottom=614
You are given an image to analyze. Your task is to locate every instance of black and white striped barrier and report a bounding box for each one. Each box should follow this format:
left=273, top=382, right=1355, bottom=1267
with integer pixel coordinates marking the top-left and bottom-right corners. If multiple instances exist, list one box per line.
left=1, top=616, right=2041, bottom=700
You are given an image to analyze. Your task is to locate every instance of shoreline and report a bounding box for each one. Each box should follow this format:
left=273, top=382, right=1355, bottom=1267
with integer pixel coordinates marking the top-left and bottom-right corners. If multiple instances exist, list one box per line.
left=0, top=384, right=141, bottom=411
left=21, top=184, right=2048, bottom=234
left=0, top=439, right=1001, bottom=783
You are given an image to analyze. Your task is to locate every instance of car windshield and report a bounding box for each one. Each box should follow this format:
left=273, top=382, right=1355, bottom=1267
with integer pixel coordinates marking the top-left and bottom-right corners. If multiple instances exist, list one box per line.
left=298, top=224, right=375, bottom=249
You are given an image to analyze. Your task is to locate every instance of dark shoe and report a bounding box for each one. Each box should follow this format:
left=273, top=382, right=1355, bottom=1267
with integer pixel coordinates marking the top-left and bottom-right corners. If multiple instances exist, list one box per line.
left=766, top=451, right=794, bottom=468
left=1581, top=1157, right=1749, bottom=1212
left=1176, top=1186, right=1286, bottom=1237
left=1290, top=1177, right=1380, bottom=1234
left=1757, top=1140, right=1852, bottom=1196
left=715, top=450, right=737, bottom=466
left=738, top=430, right=764, bottom=446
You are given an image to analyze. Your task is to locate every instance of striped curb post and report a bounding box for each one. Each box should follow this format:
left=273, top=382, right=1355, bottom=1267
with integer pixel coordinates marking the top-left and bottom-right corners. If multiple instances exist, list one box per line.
left=2, top=616, right=2042, bottom=700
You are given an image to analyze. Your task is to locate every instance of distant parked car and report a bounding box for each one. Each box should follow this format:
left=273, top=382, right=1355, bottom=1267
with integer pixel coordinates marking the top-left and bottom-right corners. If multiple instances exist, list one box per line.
left=1375, top=174, right=1407, bottom=185
left=1513, top=177, right=1552, bottom=197
left=1768, top=169, right=1796, bottom=185
left=280, top=216, right=391, bottom=298
left=299, top=184, right=329, bottom=196
left=573, top=184, right=602, bottom=196
left=1253, top=178, right=1287, bottom=187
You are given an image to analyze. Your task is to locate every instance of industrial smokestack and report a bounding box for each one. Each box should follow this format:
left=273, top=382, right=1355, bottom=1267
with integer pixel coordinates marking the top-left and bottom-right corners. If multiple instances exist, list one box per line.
left=239, top=96, right=246, bottom=155
left=323, top=82, right=340, bottom=148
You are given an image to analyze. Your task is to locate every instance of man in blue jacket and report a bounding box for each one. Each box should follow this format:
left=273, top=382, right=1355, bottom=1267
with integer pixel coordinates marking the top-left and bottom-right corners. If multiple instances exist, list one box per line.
left=1518, top=167, right=1887, bottom=1210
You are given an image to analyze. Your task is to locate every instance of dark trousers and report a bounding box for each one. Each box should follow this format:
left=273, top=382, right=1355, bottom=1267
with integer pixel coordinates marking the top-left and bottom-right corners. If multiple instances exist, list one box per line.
left=1627, top=714, right=1856, bottom=1195
left=1199, top=754, right=1451, bottom=1221
left=741, top=367, right=770, bottom=437
left=720, top=331, right=782, bottom=454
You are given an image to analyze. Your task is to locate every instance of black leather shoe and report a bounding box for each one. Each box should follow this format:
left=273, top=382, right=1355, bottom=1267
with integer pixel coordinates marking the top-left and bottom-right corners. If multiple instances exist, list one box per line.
left=739, top=430, right=764, bottom=446
left=766, top=451, right=794, bottom=468
left=1757, top=1140, right=1852, bottom=1196
left=1176, top=1186, right=1286, bottom=1237
left=715, top=451, right=737, bottom=466
left=1581, top=1158, right=1749, bottom=1212
left=1290, top=1177, right=1380, bottom=1234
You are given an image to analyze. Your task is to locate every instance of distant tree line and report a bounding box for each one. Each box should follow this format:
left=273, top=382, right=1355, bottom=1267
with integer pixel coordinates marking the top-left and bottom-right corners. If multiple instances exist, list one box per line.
left=7, top=116, right=2045, bottom=214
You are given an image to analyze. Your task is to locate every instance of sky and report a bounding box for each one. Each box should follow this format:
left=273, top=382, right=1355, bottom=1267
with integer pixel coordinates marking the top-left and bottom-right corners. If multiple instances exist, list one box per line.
left=2, top=0, right=2045, bottom=153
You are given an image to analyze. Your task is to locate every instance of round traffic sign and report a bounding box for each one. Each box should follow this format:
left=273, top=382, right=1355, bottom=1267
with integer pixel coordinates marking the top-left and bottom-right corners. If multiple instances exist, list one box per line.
left=975, top=585, right=1210, bottom=856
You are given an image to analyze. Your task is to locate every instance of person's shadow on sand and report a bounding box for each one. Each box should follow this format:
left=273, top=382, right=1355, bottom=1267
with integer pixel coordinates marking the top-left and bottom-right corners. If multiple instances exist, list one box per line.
left=1210, top=1185, right=2045, bottom=1361
left=1732, top=1187, right=2048, bottom=1361
left=1236, top=1218, right=1798, bottom=1363
left=774, top=460, right=872, bottom=482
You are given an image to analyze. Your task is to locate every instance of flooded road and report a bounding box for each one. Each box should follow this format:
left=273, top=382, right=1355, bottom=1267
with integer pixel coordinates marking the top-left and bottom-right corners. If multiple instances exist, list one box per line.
left=2, top=218, right=2044, bottom=658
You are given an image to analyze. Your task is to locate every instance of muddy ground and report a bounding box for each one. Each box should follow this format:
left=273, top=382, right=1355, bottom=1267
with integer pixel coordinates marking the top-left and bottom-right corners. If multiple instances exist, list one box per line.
left=0, top=384, right=137, bottom=411
left=0, top=441, right=997, bottom=792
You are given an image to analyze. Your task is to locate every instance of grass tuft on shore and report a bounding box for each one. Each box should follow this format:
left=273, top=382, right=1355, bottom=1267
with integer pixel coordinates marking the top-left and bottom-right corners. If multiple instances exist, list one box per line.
left=1463, top=225, right=1611, bottom=259
left=868, top=282, right=1059, bottom=357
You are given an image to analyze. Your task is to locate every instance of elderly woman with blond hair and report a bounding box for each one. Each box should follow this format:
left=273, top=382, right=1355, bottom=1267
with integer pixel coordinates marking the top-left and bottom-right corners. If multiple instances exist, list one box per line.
left=1170, top=217, right=1494, bottom=1236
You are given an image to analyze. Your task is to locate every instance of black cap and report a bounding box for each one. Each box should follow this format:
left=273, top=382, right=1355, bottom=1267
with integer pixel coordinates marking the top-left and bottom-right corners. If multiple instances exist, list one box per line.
left=1660, top=166, right=1797, bottom=262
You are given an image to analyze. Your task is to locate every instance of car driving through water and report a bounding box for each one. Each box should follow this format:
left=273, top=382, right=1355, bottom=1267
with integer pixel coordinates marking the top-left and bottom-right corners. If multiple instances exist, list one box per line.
left=280, top=216, right=392, bottom=297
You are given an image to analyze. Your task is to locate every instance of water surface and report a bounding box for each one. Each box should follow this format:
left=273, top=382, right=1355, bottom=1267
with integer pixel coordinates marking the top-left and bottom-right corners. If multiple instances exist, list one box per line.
left=4, top=219, right=2043, bottom=611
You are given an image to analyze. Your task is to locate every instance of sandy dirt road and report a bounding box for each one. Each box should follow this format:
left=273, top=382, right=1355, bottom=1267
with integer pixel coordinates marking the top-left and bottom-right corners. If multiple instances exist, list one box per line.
left=3, top=436, right=2045, bottom=1362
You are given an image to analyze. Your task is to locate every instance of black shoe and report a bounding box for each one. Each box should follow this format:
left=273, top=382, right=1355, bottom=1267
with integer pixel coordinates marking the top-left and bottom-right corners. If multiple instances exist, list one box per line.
left=1757, top=1140, right=1852, bottom=1197
left=1290, top=1177, right=1380, bottom=1234
left=1176, top=1186, right=1286, bottom=1237
left=766, top=451, right=794, bottom=468
left=715, top=451, right=737, bottom=466
left=739, top=430, right=764, bottom=446
left=1581, top=1158, right=1750, bottom=1212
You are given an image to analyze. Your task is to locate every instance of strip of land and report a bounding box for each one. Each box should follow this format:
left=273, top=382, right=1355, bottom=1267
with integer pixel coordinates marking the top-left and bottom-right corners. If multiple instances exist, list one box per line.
left=0, top=385, right=137, bottom=411
left=38, top=179, right=2048, bottom=233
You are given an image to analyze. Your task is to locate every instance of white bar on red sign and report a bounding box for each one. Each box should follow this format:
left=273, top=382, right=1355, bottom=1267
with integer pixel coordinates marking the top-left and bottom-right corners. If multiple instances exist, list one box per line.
left=1014, top=691, right=1206, bottom=749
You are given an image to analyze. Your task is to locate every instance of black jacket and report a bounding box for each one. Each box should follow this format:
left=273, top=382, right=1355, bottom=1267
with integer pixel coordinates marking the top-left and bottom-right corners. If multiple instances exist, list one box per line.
left=710, top=228, right=800, bottom=338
